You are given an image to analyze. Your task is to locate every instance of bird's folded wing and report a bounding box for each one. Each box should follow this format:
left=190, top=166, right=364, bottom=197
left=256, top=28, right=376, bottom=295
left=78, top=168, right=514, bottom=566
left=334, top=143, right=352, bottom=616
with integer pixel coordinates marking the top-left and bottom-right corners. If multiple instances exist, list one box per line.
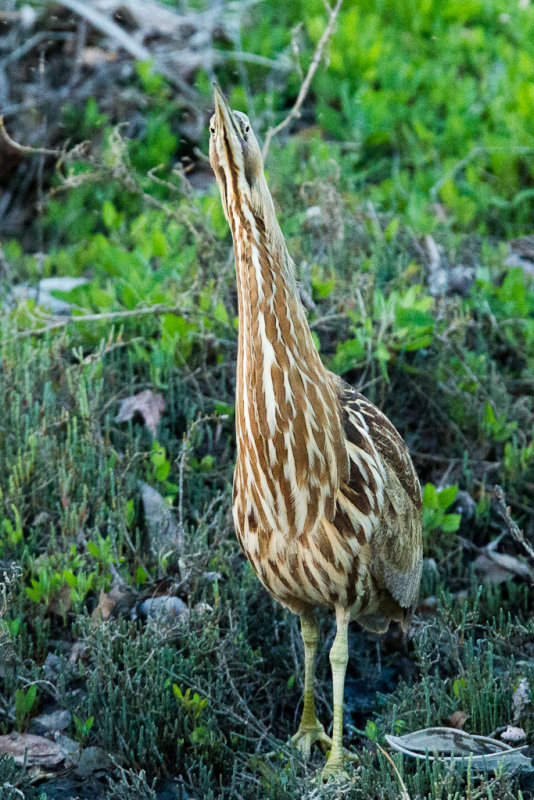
left=335, top=378, right=423, bottom=609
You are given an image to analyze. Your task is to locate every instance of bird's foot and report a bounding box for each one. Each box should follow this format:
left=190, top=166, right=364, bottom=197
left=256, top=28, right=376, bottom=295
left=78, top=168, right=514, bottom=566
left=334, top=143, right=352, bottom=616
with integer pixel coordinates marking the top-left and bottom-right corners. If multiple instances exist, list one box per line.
left=290, top=722, right=333, bottom=760
left=320, top=750, right=358, bottom=783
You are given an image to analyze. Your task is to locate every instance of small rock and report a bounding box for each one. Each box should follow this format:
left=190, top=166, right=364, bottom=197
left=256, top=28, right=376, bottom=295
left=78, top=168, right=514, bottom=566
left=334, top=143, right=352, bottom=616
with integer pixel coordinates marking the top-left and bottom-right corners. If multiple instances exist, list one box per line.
left=501, top=725, right=527, bottom=744
left=30, top=709, right=71, bottom=735
left=140, top=482, right=184, bottom=557
left=513, top=678, right=531, bottom=724
left=448, top=265, right=475, bottom=297
left=55, top=734, right=80, bottom=768
left=422, top=235, right=475, bottom=296
left=138, top=595, right=187, bottom=620
left=202, top=571, right=223, bottom=582
left=418, top=595, right=437, bottom=612
left=43, top=652, right=62, bottom=682
left=74, top=745, right=112, bottom=778
left=0, top=732, right=65, bottom=767
left=33, top=511, right=52, bottom=526
left=473, top=551, right=532, bottom=585
left=7, top=277, right=89, bottom=315
left=20, top=5, right=38, bottom=29
left=69, top=641, right=87, bottom=666
left=453, top=490, right=476, bottom=521
left=193, top=603, right=213, bottom=616
left=305, top=206, right=322, bottom=223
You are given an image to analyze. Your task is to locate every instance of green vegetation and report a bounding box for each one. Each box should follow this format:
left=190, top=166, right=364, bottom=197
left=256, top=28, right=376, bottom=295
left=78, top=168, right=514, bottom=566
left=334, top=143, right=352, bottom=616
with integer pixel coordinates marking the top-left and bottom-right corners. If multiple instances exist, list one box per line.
left=1, top=0, right=534, bottom=797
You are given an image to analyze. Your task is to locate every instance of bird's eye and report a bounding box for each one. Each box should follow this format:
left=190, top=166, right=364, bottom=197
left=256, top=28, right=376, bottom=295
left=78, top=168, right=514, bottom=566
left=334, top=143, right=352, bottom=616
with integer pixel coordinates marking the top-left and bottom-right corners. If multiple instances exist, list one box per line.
left=210, top=126, right=215, bottom=134
left=244, top=125, right=250, bottom=134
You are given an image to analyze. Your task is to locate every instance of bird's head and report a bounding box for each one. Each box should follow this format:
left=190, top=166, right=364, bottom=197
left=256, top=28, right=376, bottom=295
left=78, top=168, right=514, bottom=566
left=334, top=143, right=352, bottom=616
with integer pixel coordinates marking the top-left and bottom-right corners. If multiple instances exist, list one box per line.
left=209, top=83, right=267, bottom=224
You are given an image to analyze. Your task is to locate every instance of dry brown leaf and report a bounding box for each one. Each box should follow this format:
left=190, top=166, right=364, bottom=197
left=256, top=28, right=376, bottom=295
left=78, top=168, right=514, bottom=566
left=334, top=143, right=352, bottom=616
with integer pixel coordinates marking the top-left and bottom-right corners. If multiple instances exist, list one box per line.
left=47, top=583, right=72, bottom=617
left=92, top=585, right=136, bottom=622
left=0, top=732, right=66, bottom=767
left=473, top=551, right=533, bottom=585
left=447, top=711, right=468, bottom=730
left=115, top=390, right=164, bottom=436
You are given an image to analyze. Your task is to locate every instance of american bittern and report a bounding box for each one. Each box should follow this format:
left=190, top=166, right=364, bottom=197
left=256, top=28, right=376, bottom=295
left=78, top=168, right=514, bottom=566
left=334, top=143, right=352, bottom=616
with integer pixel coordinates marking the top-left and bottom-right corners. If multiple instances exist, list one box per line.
left=209, top=84, right=423, bottom=780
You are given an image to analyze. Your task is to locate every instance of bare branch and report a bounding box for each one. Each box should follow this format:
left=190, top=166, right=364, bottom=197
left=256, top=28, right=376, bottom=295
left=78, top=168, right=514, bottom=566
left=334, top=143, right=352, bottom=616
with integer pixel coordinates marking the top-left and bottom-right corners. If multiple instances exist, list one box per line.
left=0, top=116, right=62, bottom=158
left=11, top=304, right=187, bottom=340
left=262, top=0, right=343, bottom=160
left=55, top=0, right=151, bottom=61
left=494, top=484, right=534, bottom=563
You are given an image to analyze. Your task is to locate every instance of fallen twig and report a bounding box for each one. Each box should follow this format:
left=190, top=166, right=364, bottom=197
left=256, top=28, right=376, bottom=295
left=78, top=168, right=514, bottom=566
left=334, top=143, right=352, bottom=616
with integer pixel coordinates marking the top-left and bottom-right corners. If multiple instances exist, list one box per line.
left=494, top=484, right=534, bottom=563
left=377, top=742, right=411, bottom=800
left=0, top=116, right=62, bottom=158
left=10, top=304, right=187, bottom=340
left=262, top=0, right=343, bottom=160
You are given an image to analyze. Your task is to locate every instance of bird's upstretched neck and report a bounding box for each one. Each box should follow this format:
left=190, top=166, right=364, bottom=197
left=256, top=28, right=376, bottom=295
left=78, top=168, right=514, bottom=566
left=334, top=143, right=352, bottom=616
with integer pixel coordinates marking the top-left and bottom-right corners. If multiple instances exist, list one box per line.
left=209, top=83, right=348, bottom=543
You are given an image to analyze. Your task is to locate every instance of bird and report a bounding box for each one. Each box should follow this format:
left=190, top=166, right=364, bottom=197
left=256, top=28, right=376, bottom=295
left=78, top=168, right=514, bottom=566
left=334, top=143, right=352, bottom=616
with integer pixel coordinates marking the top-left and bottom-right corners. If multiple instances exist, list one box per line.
left=209, top=83, right=423, bottom=781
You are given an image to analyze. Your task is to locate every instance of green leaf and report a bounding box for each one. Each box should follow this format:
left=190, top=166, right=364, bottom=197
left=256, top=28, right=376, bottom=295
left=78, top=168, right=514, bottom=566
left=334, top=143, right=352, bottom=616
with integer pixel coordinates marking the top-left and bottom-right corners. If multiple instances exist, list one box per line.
left=199, top=455, right=214, bottom=472
left=155, top=460, right=170, bottom=481
left=24, top=684, right=37, bottom=713
left=437, top=485, right=458, bottom=510
left=152, top=229, right=168, bottom=257
left=102, top=201, right=118, bottom=230
left=151, top=443, right=166, bottom=466
left=87, top=541, right=100, bottom=558
left=365, top=720, right=378, bottom=740
left=484, top=401, right=496, bottom=425
left=63, top=569, right=77, bottom=588
left=403, top=334, right=434, bottom=351
left=441, top=514, right=461, bottom=532
left=333, top=337, right=365, bottom=374
left=423, top=483, right=438, bottom=510
left=215, top=401, right=234, bottom=417
left=375, top=340, right=391, bottom=362
left=136, top=565, right=147, bottom=585
left=213, top=302, right=229, bottom=325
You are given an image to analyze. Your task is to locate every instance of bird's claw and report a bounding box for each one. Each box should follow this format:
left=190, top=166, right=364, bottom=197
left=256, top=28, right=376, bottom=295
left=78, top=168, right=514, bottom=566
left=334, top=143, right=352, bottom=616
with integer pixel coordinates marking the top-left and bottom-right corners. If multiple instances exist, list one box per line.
left=319, top=759, right=352, bottom=783
left=290, top=723, right=332, bottom=759
left=266, top=723, right=358, bottom=773
left=265, top=722, right=333, bottom=761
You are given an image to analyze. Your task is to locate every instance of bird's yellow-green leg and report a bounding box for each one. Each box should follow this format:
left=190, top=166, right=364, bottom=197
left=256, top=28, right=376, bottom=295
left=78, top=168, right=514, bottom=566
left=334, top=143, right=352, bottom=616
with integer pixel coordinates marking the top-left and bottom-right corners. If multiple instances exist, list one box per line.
left=321, top=607, right=358, bottom=781
left=290, top=615, right=331, bottom=758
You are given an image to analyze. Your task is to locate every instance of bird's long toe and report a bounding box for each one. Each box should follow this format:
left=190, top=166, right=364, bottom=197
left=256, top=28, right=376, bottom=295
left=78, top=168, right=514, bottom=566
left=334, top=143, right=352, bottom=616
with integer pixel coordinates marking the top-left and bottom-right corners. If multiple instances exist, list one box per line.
left=320, top=761, right=351, bottom=783
left=290, top=723, right=329, bottom=760
left=320, top=749, right=359, bottom=783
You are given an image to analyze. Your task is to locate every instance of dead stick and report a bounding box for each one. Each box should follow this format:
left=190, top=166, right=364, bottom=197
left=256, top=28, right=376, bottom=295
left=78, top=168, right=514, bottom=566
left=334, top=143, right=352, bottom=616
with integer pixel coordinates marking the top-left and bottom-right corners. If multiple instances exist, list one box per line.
left=494, top=484, right=534, bottom=563
left=0, top=116, right=62, bottom=157
left=55, top=0, right=151, bottom=61
left=376, top=742, right=411, bottom=800
left=11, top=304, right=186, bottom=340
left=262, top=0, right=343, bottom=160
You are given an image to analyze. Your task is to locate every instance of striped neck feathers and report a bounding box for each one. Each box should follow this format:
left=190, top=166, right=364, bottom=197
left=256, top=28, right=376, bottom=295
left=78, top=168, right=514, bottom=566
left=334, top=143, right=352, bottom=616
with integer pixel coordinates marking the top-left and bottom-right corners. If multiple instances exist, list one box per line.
left=229, top=179, right=349, bottom=538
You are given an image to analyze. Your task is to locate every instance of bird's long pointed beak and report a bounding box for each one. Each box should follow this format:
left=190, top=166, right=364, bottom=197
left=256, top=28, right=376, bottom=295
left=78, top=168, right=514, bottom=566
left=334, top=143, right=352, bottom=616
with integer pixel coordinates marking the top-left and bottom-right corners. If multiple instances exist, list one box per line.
left=213, top=82, right=238, bottom=140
